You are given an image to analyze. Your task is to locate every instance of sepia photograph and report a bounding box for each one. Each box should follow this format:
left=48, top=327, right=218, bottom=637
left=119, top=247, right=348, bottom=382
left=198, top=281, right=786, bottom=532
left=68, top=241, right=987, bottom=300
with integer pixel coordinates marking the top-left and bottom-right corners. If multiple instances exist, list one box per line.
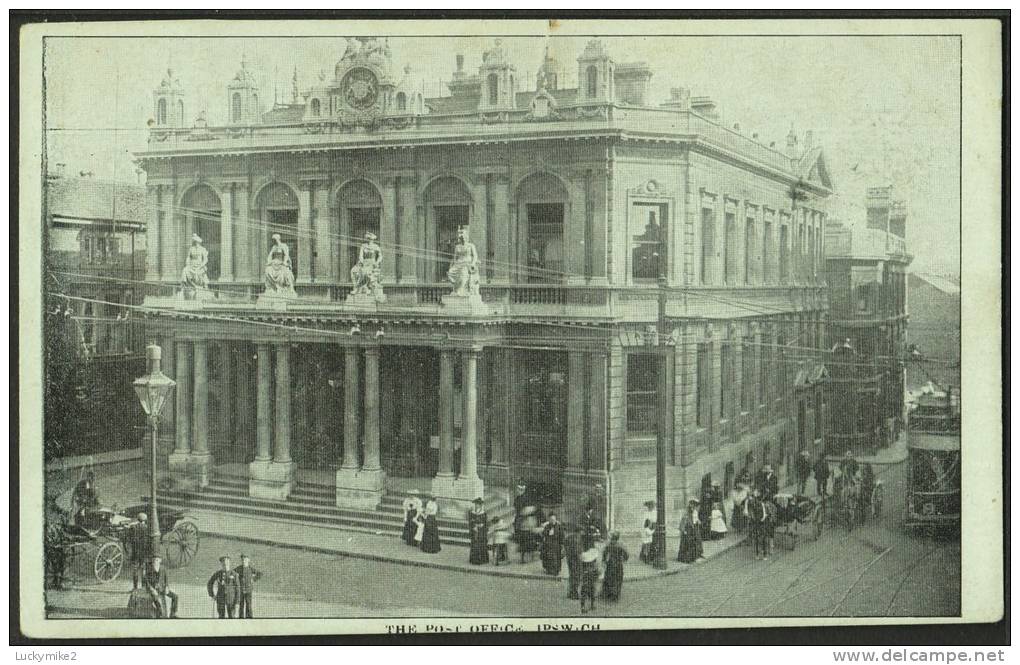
left=15, top=15, right=1004, bottom=640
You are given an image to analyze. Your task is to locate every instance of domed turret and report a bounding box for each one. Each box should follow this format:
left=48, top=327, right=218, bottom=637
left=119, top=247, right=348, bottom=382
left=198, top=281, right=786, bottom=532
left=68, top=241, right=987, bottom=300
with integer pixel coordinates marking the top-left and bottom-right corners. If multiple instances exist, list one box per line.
left=152, top=68, right=186, bottom=128
left=391, top=65, right=424, bottom=115
left=577, top=39, right=614, bottom=104
left=227, top=55, right=261, bottom=125
left=478, top=39, right=517, bottom=112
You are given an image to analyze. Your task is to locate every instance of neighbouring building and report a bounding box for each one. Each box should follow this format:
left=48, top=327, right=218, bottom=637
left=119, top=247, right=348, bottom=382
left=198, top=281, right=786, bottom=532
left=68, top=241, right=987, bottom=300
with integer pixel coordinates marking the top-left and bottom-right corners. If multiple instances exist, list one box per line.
left=44, top=170, right=148, bottom=459
left=137, top=38, right=833, bottom=537
left=824, top=186, right=912, bottom=457
left=906, top=272, right=960, bottom=392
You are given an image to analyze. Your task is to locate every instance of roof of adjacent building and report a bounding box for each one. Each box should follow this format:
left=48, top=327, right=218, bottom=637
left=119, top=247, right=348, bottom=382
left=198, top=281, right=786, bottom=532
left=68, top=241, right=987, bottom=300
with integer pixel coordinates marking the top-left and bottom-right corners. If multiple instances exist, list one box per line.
left=910, top=271, right=961, bottom=296
left=47, top=177, right=146, bottom=225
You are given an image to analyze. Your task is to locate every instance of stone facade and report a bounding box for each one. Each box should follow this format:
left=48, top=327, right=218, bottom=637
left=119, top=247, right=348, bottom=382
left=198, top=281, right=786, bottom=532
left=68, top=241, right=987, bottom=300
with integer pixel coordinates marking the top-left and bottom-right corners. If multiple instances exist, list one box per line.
left=138, top=39, right=832, bottom=535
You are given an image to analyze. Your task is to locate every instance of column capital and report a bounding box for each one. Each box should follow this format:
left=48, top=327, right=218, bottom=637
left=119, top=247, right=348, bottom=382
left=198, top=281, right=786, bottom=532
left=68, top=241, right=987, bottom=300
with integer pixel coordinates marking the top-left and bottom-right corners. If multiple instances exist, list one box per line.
left=363, top=344, right=381, bottom=358
left=459, top=345, right=483, bottom=357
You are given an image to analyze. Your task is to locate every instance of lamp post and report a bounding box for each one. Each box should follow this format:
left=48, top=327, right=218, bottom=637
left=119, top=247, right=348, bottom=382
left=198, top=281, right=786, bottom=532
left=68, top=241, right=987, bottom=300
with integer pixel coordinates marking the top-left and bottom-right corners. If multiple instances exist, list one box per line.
left=133, top=344, right=176, bottom=556
left=652, top=275, right=672, bottom=570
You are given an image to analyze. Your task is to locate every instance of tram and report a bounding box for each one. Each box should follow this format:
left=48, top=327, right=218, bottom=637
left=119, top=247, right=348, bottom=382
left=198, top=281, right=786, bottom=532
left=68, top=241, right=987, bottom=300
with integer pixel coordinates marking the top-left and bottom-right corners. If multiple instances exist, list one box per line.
left=905, top=387, right=960, bottom=530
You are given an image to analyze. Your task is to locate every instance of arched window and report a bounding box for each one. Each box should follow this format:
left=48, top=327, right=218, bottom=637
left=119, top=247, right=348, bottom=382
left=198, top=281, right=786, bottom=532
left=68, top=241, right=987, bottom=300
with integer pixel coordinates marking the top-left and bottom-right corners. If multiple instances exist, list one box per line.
left=396, top=92, right=406, bottom=111
left=157, top=98, right=167, bottom=125
left=310, top=98, right=321, bottom=116
left=177, top=100, right=184, bottom=124
left=181, top=184, right=223, bottom=281
left=487, top=73, right=499, bottom=105
left=517, top=172, right=568, bottom=284
left=231, top=92, right=242, bottom=123
left=586, top=65, right=598, bottom=98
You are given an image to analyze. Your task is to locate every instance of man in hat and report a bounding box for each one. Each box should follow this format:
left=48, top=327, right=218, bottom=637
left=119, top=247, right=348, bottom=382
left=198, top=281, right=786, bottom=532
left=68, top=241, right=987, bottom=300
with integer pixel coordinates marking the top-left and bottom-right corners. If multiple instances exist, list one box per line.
left=579, top=503, right=606, bottom=550
left=140, top=555, right=177, bottom=618
left=563, top=523, right=582, bottom=598
left=795, top=450, right=812, bottom=496
left=839, top=450, right=859, bottom=481
left=813, top=453, right=831, bottom=497
left=233, top=554, right=262, bottom=618
left=759, top=464, right=779, bottom=503
left=129, top=513, right=151, bottom=588
left=512, top=483, right=529, bottom=550
left=72, top=470, right=99, bottom=528
left=207, top=555, right=240, bottom=618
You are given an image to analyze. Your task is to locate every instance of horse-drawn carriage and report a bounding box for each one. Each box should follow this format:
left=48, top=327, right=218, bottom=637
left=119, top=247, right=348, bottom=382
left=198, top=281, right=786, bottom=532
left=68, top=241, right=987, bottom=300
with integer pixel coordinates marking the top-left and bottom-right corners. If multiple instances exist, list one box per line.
left=829, top=469, right=884, bottom=532
left=50, top=493, right=200, bottom=584
left=772, top=493, right=824, bottom=550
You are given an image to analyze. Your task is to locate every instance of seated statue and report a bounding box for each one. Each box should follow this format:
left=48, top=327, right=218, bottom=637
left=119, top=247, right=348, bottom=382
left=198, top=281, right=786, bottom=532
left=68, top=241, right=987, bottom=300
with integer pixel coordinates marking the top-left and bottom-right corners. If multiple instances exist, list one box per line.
left=180, top=234, right=209, bottom=297
left=350, top=232, right=383, bottom=299
left=447, top=226, right=480, bottom=297
left=264, top=234, right=296, bottom=295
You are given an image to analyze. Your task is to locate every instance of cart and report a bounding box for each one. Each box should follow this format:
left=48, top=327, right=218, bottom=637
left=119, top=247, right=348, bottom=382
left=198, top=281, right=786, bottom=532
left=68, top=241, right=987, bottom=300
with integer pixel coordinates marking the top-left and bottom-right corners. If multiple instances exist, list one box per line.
left=773, top=493, right=823, bottom=551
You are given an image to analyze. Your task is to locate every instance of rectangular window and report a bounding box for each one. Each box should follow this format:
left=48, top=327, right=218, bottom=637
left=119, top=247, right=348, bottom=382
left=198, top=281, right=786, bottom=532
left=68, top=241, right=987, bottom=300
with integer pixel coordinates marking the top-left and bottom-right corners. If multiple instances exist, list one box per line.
left=626, top=353, right=658, bottom=434
left=744, top=218, right=755, bottom=284
left=720, top=343, right=732, bottom=419
left=742, top=337, right=754, bottom=412
left=700, top=208, right=714, bottom=284
left=631, top=206, right=665, bottom=281
left=522, top=351, right=567, bottom=435
left=696, top=343, right=711, bottom=428
left=723, top=212, right=736, bottom=284
left=526, top=203, right=565, bottom=284
left=855, top=284, right=873, bottom=313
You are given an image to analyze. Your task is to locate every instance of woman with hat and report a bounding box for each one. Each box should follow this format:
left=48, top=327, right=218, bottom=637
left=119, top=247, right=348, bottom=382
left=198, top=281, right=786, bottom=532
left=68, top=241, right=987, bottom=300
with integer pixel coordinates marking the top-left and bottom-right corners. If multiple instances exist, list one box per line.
left=420, top=496, right=441, bottom=554
left=467, top=497, right=489, bottom=565
left=677, top=499, right=704, bottom=564
left=402, top=493, right=422, bottom=547
left=518, top=505, right=540, bottom=563
left=539, top=512, right=564, bottom=575
left=579, top=545, right=601, bottom=614
left=600, top=532, right=630, bottom=602
left=640, top=501, right=657, bottom=564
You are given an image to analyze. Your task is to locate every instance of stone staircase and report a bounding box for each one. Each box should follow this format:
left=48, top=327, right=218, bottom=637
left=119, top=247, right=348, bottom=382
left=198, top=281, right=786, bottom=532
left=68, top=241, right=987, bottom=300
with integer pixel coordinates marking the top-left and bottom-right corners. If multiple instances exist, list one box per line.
left=157, top=472, right=513, bottom=548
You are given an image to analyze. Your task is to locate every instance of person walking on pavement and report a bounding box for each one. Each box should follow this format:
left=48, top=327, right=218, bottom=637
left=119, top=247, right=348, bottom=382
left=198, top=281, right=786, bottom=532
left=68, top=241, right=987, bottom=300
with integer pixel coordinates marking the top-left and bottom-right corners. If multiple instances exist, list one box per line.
left=795, top=451, right=812, bottom=496
left=207, top=555, right=240, bottom=618
left=233, top=554, right=262, bottom=618
left=814, top=454, right=831, bottom=497
left=579, top=546, right=600, bottom=614
left=490, top=516, right=510, bottom=566
left=600, top=532, right=629, bottom=602
left=129, top=513, right=151, bottom=588
left=839, top=450, right=859, bottom=482
left=539, top=512, right=564, bottom=576
left=639, top=501, right=656, bottom=564
left=140, top=555, right=178, bottom=618
left=467, top=498, right=489, bottom=565
left=759, top=464, right=779, bottom=503
left=564, top=524, right=582, bottom=599
left=746, top=490, right=769, bottom=561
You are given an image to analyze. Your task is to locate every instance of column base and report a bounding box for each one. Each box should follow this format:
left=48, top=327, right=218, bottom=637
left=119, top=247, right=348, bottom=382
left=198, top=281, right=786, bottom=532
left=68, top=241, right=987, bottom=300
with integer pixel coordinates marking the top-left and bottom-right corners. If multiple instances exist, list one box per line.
left=335, top=467, right=386, bottom=509
left=432, top=474, right=485, bottom=513
left=168, top=452, right=213, bottom=491
left=248, top=459, right=297, bottom=501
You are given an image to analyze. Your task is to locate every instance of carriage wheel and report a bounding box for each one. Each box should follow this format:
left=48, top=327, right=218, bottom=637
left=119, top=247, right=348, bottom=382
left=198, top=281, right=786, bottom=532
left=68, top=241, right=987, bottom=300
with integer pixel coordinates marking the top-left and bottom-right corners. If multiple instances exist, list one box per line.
left=813, top=506, right=824, bottom=540
left=872, top=485, right=884, bottom=520
left=161, top=520, right=199, bottom=568
left=94, top=541, right=124, bottom=583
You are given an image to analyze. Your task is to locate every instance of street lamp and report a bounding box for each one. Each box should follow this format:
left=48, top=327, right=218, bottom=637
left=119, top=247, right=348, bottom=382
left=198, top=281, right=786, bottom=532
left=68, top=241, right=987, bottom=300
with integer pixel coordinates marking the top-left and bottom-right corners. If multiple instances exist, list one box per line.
left=133, top=344, right=176, bottom=556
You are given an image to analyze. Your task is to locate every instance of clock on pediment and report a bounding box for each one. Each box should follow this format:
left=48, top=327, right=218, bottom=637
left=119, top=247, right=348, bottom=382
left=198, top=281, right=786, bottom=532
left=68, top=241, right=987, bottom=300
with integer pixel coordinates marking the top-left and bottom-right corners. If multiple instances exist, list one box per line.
left=342, top=67, right=379, bottom=111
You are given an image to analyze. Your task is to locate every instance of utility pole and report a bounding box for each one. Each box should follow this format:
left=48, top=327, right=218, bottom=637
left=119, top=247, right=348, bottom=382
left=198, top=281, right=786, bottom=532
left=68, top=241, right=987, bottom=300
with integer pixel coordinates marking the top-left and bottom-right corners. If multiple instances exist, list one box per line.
left=652, top=274, right=674, bottom=569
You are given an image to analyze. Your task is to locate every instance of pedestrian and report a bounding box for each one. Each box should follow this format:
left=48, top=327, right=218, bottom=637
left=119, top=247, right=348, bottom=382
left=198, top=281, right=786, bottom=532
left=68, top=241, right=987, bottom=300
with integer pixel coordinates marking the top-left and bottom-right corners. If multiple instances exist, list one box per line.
left=639, top=500, right=656, bottom=564
left=729, top=482, right=749, bottom=533
left=140, top=555, right=178, bottom=618
left=710, top=482, right=725, bottom=524
left=676, top=500, right=704, bottom=563
left=564, top=524, right=582, bottom=600
left=759, top=464, right=779, bottom=503
left=698, top=486, right=714, bottom=540
left=600, top=532, right=629, bottom=602
left=579, top=546, right=600, bottom=614
left=44, top=521, right=66, bottom=590
left=233, top=554, right=262, bottom=618
left=813, top=454, right=831, bottom=497
left=512, top=483, right=529, bottom=551
left=490, top=516, right=510, bottom=566
left=839, top=450, right=859, bottom=481
left=579, top=503, right=606, bottom=550
left=746, top=490, right=769, bottom=560
left=420, top=497, right=441, bottom=553
left=795, top=450, right=812, bottom=496
left=709, top=501, right=728, bottom=540
left=129, top=513, right=151, bottom=588
left=518, top=505, right=539, bottom=563
left=72, top=470, right=99, bottom=529
left=402, top=494, right=422, bottom=547
left=468, top=497, right=489, bottom=565
left=539, top=513, right=564, bottom=575
left=207, top=555, right=240, bottom=618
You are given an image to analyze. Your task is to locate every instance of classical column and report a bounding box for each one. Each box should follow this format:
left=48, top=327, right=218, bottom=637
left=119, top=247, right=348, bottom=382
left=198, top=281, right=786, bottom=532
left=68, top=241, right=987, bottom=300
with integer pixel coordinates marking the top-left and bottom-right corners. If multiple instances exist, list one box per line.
left=192, top=340, right=210, bottom=457
left=379, top=179, right=397, bottom=282
left=458, top=348, right=481, bottom=482
left=173, top=341, right=192, bottom=455
left=342, top=346, right=360, bottom=470
left=297, top=186, right=312, bottom=283
left=220, top=186, right=234, bottom=281
left=437, top=350, right=456, bottom=478
left=219, top=342, right=234, bottom=456
left=362, top=346, right=382, bottom=471
left=254, top=343, right=273, bottom=461
left=160, top=187, right=177, bottom=282
left=146, top=185, right=161, bottom=281
left=234, top=344, right=253, bottom=462
left=274, top=344, right=292, bottom=463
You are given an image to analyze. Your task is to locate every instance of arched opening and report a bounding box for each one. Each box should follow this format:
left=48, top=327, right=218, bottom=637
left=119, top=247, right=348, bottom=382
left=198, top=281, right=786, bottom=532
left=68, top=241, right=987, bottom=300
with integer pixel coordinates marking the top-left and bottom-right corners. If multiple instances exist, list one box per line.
left=180, top=184, right=222, bottom=281
left=157, top=98, right=167, bottom=125
left=255, top=182, right=300, bottom=278
left=177, top=100, right=184, bottom=125
left=487, top=73, right=499, bottom=105
left=586, top=65, right=598, bottom=98
left=396, top=92, right=406, bottom=112
left=231, top=92, right=242, bottom=123
left=423, top=177, right=472, bottom=282
left=516, top=172, right=567, bottom=283
left=310, top=98, right=321, bottom=116
left=335, top=179, right=382, bottom=281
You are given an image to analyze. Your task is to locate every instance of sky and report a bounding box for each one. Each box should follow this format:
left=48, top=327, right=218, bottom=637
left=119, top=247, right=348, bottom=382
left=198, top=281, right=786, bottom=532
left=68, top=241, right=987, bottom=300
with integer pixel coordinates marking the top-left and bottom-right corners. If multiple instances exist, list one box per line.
left=44, top=34, right=961, bottom=275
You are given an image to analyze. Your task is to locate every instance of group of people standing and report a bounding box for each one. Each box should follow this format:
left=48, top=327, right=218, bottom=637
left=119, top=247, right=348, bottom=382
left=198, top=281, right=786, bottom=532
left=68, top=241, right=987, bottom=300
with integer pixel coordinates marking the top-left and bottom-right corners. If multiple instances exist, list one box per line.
left=400, top=494, right=442, bottom=554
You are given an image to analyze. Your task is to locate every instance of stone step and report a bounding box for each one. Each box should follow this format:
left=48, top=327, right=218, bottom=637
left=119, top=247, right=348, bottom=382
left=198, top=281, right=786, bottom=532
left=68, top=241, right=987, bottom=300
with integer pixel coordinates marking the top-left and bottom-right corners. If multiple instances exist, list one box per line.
left=158, top=491, right=472, bottom=545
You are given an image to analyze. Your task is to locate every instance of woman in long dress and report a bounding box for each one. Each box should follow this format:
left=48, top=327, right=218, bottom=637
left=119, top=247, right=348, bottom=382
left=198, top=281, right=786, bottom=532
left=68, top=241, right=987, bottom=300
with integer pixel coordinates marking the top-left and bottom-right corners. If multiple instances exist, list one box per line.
left=539, top=513, right=564, bottom=575
left=419, top=497, right=441, bottom=553
left=600, top=532, right=629, bottom=602
left=676, top=500, right=704, bottom=563
left=467, top=498, right=489, bottom=565
left=639, top=501, right=656, bottom=564
left=709, top=502, right=728, bottom=540
left=402, top=496, right=421, bottom=547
